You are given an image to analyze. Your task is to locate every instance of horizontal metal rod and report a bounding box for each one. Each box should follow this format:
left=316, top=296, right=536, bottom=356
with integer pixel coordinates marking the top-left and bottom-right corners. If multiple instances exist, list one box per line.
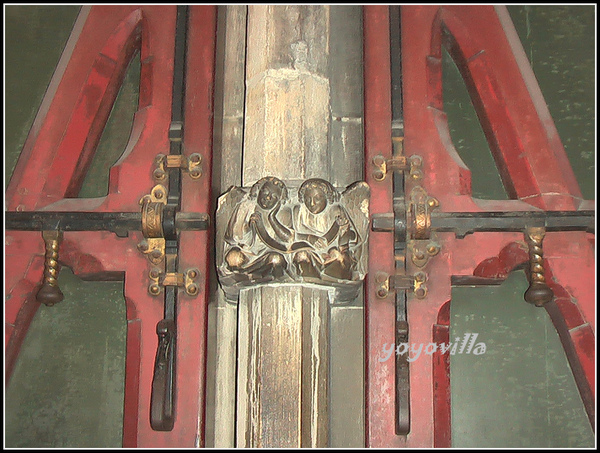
left=5, top=211, right=209, bottom=236
left=430, top=210, right=595, bottom=237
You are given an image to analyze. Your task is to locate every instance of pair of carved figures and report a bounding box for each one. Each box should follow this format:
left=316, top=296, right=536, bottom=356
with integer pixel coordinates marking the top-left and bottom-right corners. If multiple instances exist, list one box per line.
left=217, top=177, right=370, bottom=301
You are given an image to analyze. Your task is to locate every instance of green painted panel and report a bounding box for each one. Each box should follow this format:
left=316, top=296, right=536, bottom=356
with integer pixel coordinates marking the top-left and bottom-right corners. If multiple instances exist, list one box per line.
left=443, top=47, right=508, bottom=200
left=4, top=5, right=81, bottom=187
left=5, top=269, right=126, bottom=448
left=78, top=53, right=141, bottom=198
left=443, top=6, right=595, bottom=200
left=451, top=272, right=593, bottom=447
left=509, top=5, right=595, bottom=200
left=449, top=6, right=594, bottom=448
left=5, top=6, right=129, bottom=448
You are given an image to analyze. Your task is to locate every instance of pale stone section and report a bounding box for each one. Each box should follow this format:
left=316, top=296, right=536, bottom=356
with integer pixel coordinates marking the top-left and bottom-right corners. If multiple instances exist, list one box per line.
left=328, top=6, right=364, bottom=188
left=205, top=6, right=247, bottom=448
left=242, top=5, right=331, bottom=186
left=326, top=10, right=365, bottom=443
left=243, top=70, right=330, bottom=185
left=239, top=9, right=333, bottom=444
left=301, top=287, right=330, bottom=447
left=329, top=304, right=365, bottom=447
left=245, top=6, right=330, bottom=79
left=211, top=5, right=247, bottom=192
left=204, top=302, right=237, bottom=447
left=236, top=286, right=330, bottom=448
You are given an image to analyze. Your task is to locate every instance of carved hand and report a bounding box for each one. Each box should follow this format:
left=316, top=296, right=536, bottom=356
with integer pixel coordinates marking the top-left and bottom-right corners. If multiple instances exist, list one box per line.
left=249, top=212, right=261, bottom=226
left=307, top=234, right=327, bottom=249
left=336, top=215, right=349, bottom=227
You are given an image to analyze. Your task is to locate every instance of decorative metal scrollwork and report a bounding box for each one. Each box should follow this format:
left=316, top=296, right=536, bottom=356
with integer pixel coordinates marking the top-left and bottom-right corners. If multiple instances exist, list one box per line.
left=216, top=177, right=370, bottom=302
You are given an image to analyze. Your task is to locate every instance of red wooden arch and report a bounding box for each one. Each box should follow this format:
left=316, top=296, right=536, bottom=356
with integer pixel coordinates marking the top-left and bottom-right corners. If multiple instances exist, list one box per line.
left=364, top=5, right=594, bottom=447
left=5, top=5, right=217, bottom=447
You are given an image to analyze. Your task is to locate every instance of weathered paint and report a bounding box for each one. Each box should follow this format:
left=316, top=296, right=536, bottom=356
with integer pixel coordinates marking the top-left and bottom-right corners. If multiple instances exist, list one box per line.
left=5, top=5, right=217, bottom=447
left=364, top=5, right=594, bottom=447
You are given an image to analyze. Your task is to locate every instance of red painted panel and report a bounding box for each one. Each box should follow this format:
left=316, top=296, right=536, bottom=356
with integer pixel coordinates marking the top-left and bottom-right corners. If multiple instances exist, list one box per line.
left=364, top=5, right=594, bottom=447
left=5, top=5, right=217, bottom=447
left=363, top=5, right=401, bottom=448
left=432, top=302, right=451, bottom=447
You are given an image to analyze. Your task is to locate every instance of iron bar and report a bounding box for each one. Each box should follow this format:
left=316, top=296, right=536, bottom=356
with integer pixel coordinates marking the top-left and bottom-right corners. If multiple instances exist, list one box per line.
left=4, top=211, right=209, bottom=236
left=430, top=210, right=595, bottom=237
left=150, top=4, right=189, bottom=433
left=389, top=4, right=410, bottom=436
left=372, top=210, right=594, bottom=237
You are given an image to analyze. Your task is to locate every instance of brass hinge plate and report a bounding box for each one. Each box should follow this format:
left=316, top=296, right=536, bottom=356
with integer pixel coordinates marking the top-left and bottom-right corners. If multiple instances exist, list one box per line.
left=148, top=267, right=200, bottom=297
left=375, top=271, right=428, bottom=299
left=153, top=153, right=202, bottom=181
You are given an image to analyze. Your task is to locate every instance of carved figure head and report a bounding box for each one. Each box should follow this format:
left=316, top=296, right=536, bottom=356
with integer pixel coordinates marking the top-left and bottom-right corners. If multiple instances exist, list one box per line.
left=250, top=177, right=288, bottom=210
left=298, top=178, right=338, bottom=214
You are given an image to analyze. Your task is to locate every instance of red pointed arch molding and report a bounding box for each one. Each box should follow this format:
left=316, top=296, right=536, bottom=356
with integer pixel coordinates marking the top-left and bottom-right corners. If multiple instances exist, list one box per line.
left=5, top=5, right=217, bottom=447
left=364, top=5, right=594, bottom=448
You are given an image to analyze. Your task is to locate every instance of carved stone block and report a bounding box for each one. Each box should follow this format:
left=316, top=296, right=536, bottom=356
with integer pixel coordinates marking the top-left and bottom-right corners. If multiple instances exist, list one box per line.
left=216, top=177, right=370, bottom=302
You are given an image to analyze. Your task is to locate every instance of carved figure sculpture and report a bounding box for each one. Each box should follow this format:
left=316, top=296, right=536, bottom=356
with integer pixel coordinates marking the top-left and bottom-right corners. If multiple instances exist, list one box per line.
left=221, top=177, right=290, bottom=282
left=290, top=179, right=357, bottom=281
left=217, top=176, right=370, bottom=301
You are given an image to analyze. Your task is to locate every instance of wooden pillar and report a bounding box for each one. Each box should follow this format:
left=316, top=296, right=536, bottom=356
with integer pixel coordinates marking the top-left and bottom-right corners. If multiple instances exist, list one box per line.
left=208, top=6, right=365, bottom=448
left=237, top=6, right=332, bottom=447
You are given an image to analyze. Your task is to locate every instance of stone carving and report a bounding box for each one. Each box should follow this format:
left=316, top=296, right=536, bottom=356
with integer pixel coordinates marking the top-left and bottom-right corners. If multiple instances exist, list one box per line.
left=217, top=177, right=370, bottom=301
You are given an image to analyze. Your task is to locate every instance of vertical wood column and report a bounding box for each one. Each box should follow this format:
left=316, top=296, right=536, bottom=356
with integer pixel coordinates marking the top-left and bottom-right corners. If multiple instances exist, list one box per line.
left=237, top=6, right=332, bottom=447
left=206, top=6, right=247, bottom=448
left=237, top=286, right=329, bottom=447
left=242, top=5, right=331, bottom=187
left=209, top=5, right=365, bottom=448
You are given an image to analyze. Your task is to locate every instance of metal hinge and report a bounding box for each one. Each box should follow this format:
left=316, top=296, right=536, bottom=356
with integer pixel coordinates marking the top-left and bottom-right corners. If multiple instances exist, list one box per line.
left=372, top=154, right=423, bottom=182
left=138, top=178, right=203, bottom=296
left=372, top=185, right=441, bottom=269
left=371, top=137, right=423, bottom=181
left=148, top=266, right=200, bottom=297
left=375, top=271, right=428, bottom=299
left=138, top=184, right=169, bottom=264
left=152, top=152, right=203, bottom=181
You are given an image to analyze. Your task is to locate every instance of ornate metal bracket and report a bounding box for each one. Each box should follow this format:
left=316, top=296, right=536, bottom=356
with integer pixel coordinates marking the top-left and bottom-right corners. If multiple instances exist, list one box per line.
left=148, top=266, right=200, bottom=297
left=372, top=154, right=423, bottom=182
left=375, top=271, right=428, bottom=300
left=372, top=137, right=423, bottom=182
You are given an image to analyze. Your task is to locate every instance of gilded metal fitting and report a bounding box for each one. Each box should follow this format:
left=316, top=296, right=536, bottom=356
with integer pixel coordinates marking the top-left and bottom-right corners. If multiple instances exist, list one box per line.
left=524, top=227, right=553, bottom=307
left=153, top=153, right=203, bottom=182
left=36, top=230, right=64, bottom=306
left=148, top=267, right=201, bottom=297
left=372, top=151, right=423, bottom=182
left=408, top=186, right=438, bottom=240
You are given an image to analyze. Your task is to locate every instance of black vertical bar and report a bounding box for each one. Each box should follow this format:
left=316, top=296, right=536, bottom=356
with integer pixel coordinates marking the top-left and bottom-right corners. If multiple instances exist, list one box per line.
left=390, top=4, right=410, bottom=436
left=389, top=5, right=403, bottom=136
left=170, top=5, right=188, bottom=128
left=150, top=4, right=188, bottom=432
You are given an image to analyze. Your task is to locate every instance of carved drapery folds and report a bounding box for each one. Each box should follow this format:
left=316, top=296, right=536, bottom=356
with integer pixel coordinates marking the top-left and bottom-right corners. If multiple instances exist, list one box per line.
left=217, top=177, right=370, bottom=302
